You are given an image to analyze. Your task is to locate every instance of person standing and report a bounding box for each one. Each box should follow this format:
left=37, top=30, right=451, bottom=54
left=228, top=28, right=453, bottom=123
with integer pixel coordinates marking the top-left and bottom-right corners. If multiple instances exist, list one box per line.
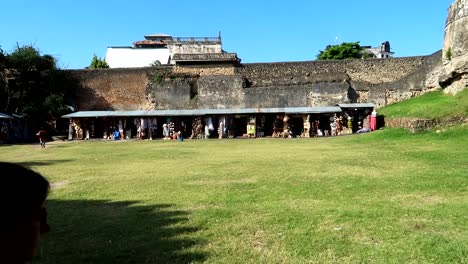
left=370, top=108, right=377, bottom=131
left=118, top=120, right=124, bottom=139
left=204, top=125, right=210, bottom=139
left=36, top=128, right=47, bottom=149
left=218, top=121, right=224, bottom=139
left=347, top=116, right=353, bottom=134
left=162, top=124, right=170, bottom=140
left=330, top=116, right=337, bottom=136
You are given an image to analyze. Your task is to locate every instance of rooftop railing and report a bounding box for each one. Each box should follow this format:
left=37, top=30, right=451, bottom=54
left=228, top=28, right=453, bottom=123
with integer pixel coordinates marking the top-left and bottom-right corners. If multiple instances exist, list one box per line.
left=172, top=53, right=238, bottom=61
left=170, top=37, right=221, bottom=44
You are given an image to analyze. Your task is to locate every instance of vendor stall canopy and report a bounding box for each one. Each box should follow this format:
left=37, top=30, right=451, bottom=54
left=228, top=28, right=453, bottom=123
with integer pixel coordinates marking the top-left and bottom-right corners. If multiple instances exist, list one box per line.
left=62, top=106, right=348, bottom=118
left=338, top=103, right=376, bottom=109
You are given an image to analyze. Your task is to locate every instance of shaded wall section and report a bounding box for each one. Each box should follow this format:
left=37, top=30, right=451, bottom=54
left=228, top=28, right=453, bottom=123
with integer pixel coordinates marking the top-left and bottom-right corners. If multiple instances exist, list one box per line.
left=65, top=68, right=156, bottom=111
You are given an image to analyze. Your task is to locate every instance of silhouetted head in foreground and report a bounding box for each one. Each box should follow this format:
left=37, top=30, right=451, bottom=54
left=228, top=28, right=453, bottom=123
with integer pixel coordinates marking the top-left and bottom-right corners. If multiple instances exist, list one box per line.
left=0, top=162, right=50, bottom=264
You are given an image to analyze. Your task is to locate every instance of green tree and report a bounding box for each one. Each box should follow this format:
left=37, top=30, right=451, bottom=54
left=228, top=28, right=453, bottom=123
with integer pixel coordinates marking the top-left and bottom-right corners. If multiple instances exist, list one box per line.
left=445, top=47, right=452, bottom=61
left=151, top=60, right=162, bottom=67
left=88, top=54, right=109, bottom=69
left=316, top=42, right=371, bottom=60
left=0, top=47, right=6, bottom=71
left=43, top=94, right=71, bottom=120
left=8, top=44, right=56, bottom=71
left=0, top=47, right=6, bottom=107
left=0, top=44, right=70, bottom=133
left=3, top=44, right=57, bottom=112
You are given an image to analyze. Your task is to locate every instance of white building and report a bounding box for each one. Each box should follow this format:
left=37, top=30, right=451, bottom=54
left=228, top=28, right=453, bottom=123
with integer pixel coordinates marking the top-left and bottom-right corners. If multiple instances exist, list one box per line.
left=105, top=33, right=239, bottom=68
left=364, top=41, right=395, bottom=58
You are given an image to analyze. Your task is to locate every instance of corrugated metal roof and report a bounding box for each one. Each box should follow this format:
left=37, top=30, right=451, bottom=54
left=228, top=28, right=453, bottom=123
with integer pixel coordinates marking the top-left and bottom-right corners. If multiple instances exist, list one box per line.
left=62, top=107, right=343, bottom=118
left=338, top=103, right=375, bottom=108
left=0, top=113, right=14, bottom=119
left=145, top=33, right=172, bottom=38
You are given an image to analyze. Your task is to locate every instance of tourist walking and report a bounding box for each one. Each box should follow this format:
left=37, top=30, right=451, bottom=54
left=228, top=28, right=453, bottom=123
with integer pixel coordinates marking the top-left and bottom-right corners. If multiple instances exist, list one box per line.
left=36, top=128, right=47, bottom=148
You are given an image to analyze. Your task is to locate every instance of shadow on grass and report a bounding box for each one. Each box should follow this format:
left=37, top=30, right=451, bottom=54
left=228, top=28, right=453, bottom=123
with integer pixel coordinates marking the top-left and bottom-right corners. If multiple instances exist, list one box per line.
left=15, top=160, right=74, bottom=168
left=36, top=200, right=206, bottom=264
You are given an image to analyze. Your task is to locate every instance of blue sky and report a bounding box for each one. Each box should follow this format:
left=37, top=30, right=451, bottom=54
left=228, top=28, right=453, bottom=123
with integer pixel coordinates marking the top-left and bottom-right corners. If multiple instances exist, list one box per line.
left=0, top=0, right=454, bottom=69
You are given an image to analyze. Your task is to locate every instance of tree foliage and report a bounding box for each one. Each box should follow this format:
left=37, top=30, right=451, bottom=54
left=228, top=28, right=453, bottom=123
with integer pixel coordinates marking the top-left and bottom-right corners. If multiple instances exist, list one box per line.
left=0, top=47, right=6, bottom=71
left=316, top=42, right=372, bottom=60
left=151, top=60, right=162, bottom=67
left=8, top=44, right=56, bottom=71
left=88, top=54, right=109, bottom=69
left=43, top=94, right=71, bottom=118
left=445, top=47, right=452, bottom=61
left=0, top=44, right=70, bottom=131
left=0, top=48, right=6, bottom=107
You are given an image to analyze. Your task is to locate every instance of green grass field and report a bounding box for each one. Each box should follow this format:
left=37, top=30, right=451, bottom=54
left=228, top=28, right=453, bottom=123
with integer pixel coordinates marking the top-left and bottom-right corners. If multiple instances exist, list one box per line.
left=1, top=127, right=467, bottom=264
left=379, top=89, right=468, bottom=118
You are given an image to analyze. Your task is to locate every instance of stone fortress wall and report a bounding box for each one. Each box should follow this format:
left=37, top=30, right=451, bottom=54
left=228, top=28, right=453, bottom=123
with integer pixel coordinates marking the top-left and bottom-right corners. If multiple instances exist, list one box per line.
left=65, top=0, right=466, bottom=112
left=437, top=0, right=468, bottom=94
left=66, top=52, right=441, bottom=112
left=444, top=0, right=468, bottom=59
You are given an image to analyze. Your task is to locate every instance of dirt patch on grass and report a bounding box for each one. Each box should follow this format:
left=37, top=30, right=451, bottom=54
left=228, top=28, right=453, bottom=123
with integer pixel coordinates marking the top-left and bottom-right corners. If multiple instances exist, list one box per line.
left=352, top=233, right=384, bottom=246
left=50, top=180, right=70, bottom=190
left=286, top=198, right=322, bottom=210
left=250, top=230, right=266, bottom=250
left=188, top=177, right=257, bottom=186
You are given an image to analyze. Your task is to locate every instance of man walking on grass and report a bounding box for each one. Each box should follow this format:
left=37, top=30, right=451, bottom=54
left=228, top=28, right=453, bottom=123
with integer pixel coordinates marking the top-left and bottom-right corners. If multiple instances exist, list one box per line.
left=36, top=128, right=47, bottom=148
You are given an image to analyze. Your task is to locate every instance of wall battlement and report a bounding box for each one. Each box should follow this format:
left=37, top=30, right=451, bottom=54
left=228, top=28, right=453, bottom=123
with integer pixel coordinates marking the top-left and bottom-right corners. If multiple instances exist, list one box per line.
left=445, top=0, right=468, bottom=59
left=441, top=0, right=468, bottom=94
left=446, top=0, right=468, bottom=26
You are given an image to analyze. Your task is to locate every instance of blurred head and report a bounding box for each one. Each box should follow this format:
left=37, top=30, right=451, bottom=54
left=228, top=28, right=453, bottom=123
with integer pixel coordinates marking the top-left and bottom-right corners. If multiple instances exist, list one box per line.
left=0, top=162, right=50, bottom=263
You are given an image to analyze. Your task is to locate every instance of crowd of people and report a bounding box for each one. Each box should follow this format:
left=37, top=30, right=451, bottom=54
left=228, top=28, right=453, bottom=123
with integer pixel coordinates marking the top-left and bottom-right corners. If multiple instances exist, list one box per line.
left=63, top=108, right=378, bottom=142
left=271, top=108, right=377, bottom=139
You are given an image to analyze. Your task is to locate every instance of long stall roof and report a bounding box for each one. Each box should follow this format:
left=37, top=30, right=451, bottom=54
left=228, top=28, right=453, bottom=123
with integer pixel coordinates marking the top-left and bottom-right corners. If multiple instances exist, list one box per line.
left=338, top=103, right=375, bottom=108
left=62, top=106, right=343, bottom=118
left=0, top=113, right=14, bottom=119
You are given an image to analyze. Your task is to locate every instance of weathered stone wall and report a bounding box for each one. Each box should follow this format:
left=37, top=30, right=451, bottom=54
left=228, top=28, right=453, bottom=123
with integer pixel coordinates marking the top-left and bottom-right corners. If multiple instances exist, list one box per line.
left=237, top=54, right=441, bottom=108
left=385, top=116, right=468, bottom=132
left=147, top=77, right=193, bottom=109
left=444, top=0, right=468, bottom=59
left=236, top=57, right=428, bottom=85
left=173, top=65, right=236, bottom=76
left=168, top=43, right=222, bottom=54
left=437, top=0, right=468, bottom=94
left=65, top=68, right=159, bottom=111
left=65, top=53, right=441, bottom=111
left=197, top=76, right=245, bottom=108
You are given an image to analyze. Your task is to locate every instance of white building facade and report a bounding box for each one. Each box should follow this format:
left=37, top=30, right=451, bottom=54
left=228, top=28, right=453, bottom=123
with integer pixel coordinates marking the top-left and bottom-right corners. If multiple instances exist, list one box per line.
left=364, top=41, right=395, bottom=58
left=106, top=47, right=170, bottom=68
left=105, top=33, right=237, bottom=68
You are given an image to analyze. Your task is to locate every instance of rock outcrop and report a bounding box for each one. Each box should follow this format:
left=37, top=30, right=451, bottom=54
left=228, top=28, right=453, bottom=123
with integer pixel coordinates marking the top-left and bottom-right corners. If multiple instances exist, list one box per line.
left=434, top=0, right=468, bottom=94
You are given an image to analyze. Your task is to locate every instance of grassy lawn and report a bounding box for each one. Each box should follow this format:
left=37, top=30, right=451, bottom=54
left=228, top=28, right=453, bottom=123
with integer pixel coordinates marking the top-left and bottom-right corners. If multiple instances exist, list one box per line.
left=1, top=128, right=467, bottom=263
left=379, top=89, right=468, bottom=118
